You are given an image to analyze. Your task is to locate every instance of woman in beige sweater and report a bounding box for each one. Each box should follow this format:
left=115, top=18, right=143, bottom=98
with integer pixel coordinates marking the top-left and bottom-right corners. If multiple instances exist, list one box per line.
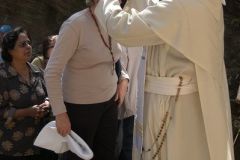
left=44, top=0, right=129, bottom=159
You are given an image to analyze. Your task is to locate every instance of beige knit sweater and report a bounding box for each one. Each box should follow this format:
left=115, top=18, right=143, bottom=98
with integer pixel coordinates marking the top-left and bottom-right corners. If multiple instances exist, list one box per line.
left=45, top=8, right=128, bottom=115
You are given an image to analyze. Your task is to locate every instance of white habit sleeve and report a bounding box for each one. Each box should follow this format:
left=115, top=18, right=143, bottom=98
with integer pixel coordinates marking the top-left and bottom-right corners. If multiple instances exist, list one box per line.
left=95, top=0, right=162, bottom=47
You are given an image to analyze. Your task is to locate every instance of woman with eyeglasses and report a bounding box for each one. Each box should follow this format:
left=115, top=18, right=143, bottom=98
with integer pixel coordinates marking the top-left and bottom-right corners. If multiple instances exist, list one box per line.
left=0, top=27, right=57, bottom=160
left=32, top=35, right=57, bottom=70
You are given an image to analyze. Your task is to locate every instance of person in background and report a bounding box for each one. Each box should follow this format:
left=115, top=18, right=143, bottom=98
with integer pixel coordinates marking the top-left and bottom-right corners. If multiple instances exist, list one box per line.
left=0, top=27, right=57, bottom=160
left=31, top=35, right=57, bottom=70
left=115, top=1, right=146, bottom=160
left=95, top=0, right=234, bottom=160
left=0, top=25, right=12, bottom=63
left=44, top=0, right=129, bottom=159
left=117, top=46, right=144, bottom=160
left=132, top=49, right=146, bottom=160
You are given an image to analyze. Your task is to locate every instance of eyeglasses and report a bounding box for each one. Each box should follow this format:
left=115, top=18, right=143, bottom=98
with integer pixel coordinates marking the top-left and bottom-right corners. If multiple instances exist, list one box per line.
left=18, top=40, right=32, bottom=48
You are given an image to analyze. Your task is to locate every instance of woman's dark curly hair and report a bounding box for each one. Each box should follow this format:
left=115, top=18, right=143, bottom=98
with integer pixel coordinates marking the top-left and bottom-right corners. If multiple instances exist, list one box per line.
left=1, top=26, right=31, bottom=62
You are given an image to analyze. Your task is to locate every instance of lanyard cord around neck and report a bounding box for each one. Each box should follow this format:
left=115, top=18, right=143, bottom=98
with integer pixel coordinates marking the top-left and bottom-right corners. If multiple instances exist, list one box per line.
left=89, top=7, right=115, bottom=74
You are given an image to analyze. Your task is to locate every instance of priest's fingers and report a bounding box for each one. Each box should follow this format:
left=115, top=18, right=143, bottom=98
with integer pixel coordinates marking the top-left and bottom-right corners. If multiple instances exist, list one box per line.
left=56, top=112, right=71, bottom=137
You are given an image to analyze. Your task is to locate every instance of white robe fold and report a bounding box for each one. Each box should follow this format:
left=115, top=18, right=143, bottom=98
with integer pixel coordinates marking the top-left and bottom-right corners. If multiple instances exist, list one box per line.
left=95, top=0, right=234, bottom=159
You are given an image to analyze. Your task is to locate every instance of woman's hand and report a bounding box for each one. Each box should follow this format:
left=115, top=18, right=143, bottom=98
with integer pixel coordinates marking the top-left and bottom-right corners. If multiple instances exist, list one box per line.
left=115, top=79, right=128, bottom=106
left=38, top=100, right=50, bottom=112
left=25, top=105, right=45, bottom=118
left=13, top=105, right=43, bottom=119
left=55, top=112, right=71, bottom=137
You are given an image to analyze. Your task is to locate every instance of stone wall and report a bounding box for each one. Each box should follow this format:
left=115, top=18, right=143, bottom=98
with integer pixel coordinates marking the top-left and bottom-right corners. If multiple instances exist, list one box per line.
left=224, top=1, right=240, bottom=159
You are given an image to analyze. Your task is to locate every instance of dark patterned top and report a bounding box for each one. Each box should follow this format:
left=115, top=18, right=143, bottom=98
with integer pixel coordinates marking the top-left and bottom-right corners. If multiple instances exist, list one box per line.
left=0, top=62, right=49, bottom=156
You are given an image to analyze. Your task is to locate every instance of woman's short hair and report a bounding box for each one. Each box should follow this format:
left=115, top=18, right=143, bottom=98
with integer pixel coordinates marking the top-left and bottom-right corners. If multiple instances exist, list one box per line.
left=42, top=35, right=57, bottom=60
left=1, top=27, right=31, bottom=62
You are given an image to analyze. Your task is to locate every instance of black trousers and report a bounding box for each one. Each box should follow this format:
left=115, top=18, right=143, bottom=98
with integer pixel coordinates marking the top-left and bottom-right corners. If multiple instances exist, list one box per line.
left=118, top=115, right=135, bottom=160
left=63, top=96, right=118, bottom=160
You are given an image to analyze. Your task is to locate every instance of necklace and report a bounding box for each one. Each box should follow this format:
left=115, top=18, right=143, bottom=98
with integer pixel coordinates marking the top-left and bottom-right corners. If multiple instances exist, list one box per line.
left=89, top=7, right=115, bottom=75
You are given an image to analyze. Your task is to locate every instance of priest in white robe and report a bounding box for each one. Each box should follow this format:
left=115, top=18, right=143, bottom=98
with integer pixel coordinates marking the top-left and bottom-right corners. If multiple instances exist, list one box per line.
left=94, top=0, right=234, bottom=160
